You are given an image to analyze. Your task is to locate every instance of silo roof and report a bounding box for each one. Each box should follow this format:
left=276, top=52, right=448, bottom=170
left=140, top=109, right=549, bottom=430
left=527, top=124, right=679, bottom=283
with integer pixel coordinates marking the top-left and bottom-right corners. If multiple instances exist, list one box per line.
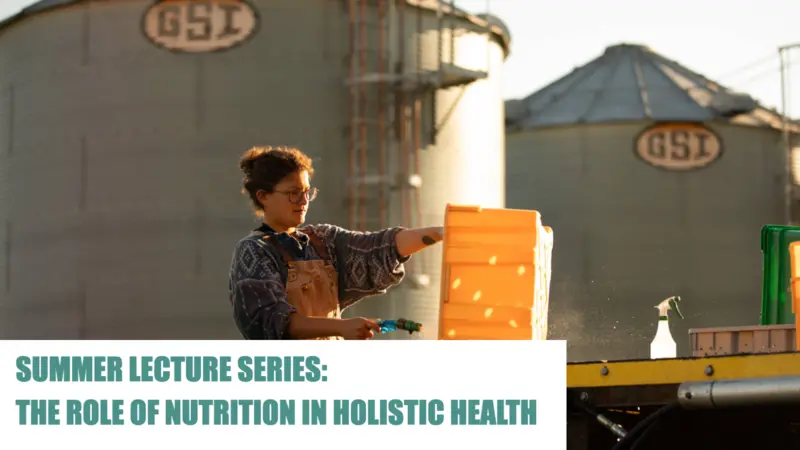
left=0, top=0, right=73, bottom=28
left=506, top=42, right=796, bottom=132
left=0, top=0, right=511, bottom=56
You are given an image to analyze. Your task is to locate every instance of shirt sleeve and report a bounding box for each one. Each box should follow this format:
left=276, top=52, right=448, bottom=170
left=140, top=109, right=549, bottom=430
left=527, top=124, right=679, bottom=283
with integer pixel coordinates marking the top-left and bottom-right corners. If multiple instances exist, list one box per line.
left=307, top=224, right=411, bottom=309
left=228, top=239, right=296, bottom=340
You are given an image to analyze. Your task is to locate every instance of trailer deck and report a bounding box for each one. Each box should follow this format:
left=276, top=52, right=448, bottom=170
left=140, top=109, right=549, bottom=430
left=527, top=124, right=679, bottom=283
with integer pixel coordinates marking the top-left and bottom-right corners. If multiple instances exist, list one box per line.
left=567, top=352, right=800, bottom=450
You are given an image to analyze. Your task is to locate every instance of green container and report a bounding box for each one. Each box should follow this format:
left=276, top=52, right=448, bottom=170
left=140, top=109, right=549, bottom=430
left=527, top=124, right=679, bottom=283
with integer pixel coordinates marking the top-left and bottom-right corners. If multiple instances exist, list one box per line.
left=761, top=224, right=800, bottom=325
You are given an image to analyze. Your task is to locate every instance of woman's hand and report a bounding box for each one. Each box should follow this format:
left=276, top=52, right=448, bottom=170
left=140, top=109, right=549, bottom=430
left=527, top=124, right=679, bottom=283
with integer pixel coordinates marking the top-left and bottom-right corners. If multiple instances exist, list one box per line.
left=336, top=317, right=381, bottom=340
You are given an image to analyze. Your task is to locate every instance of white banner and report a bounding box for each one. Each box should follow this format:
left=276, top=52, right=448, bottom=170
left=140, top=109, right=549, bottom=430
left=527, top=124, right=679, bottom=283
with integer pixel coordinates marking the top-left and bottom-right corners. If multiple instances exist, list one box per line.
left=1, top=340, right=566, bottom=450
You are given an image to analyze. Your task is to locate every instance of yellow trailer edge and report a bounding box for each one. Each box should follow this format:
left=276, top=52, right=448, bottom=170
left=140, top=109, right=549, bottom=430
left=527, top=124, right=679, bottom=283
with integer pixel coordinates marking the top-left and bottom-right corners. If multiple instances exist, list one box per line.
left=568, top=351, right=800, bottom=388
left=567, top=353, right=800, bottom=450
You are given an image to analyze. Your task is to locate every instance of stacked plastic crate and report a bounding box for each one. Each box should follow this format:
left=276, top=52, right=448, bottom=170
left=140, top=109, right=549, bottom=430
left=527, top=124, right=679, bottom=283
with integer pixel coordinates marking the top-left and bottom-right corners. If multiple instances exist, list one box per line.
left=437, top=204, right=554, bottom=340
left=788, top=240, right=800, bottom=351
left=688, top=224, right=799, bottom=356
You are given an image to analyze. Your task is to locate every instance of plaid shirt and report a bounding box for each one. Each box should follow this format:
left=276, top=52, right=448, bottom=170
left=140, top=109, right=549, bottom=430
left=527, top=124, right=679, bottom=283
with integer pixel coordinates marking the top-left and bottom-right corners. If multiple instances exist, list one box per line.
left=228, top=224, right=410, bottom=339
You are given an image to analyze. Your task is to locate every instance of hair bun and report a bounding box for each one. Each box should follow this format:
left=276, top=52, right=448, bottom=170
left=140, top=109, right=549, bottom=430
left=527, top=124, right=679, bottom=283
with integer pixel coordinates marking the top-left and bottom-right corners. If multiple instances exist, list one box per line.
left=240, top=158, right=255, bottom=178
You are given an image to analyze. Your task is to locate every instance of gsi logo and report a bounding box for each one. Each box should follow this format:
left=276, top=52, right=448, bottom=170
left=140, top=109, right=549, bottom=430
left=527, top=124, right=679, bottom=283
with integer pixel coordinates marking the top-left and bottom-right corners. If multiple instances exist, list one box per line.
left=142, top=0, right=259, bottom=53
left=634, top=122, right=723, bottom=171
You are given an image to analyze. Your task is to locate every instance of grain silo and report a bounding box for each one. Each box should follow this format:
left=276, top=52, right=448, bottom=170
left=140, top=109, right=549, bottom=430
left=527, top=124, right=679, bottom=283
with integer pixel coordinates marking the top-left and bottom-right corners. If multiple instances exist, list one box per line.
left=0, top=0, right=511, bottom=339
left=505, top=43, right=800, bottom=361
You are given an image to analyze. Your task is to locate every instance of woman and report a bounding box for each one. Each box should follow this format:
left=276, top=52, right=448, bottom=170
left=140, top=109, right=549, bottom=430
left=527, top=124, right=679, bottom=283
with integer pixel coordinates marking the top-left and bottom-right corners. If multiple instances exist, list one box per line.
left=228, top=146, right=444, bottom=340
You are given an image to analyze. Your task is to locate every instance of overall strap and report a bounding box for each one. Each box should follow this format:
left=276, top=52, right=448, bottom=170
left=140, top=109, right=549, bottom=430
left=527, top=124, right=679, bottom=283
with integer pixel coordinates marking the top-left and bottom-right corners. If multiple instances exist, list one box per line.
left=304, top=228, right=331, bottom=262
left=261, top=235, right=295, bottom=267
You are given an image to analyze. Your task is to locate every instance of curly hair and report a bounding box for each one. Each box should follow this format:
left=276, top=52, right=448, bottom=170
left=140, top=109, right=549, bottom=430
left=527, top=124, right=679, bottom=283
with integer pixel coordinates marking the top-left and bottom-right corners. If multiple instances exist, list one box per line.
left=239, top=146, right=314, bottom=216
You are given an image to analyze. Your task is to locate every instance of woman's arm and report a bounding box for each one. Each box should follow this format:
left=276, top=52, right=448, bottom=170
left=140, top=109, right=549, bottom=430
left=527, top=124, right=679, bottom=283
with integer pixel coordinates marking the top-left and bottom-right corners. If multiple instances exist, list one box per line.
left=306, top=224, right=443, bottom=309
left=394, top=226, right=444, bottom=257
left=287, top=316, right=344, bottom=339
left=230, top=239, right=345, bottom=340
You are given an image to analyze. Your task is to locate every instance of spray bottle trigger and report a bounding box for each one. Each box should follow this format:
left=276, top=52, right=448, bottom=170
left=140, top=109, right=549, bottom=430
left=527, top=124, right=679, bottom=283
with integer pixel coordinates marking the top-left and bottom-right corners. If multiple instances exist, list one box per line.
left=669, top=296, right=684, bottom=319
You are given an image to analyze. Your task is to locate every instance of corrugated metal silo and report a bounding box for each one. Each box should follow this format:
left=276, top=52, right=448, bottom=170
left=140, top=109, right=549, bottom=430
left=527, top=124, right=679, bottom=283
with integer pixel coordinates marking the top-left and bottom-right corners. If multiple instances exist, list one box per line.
left=0, top=0, right=511, bottom=339
left=505, top=43, right=800, bottom=361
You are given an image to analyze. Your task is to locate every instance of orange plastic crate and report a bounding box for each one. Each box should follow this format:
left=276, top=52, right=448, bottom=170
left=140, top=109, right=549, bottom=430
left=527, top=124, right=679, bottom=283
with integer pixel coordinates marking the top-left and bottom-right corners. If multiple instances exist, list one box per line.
left=788, top=241, right=800, bottom=350
left=438, top=204, right=553, bottom=340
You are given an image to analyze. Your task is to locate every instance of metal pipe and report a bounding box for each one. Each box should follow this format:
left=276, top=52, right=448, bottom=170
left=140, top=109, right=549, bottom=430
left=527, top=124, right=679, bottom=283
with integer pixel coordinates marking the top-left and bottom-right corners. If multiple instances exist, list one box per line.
left=358, top=0, right=368, bottom=230
left=569, top=392, right=627, bottom=439
left=395, top=0, right=406, bottom=141
left=432, top=1, right=442, bottom=141
left=347, top=0, right=357, bottom=230
left=437, top=0, right=443, bottom=74
left=378, top=0, right=386, bottom=229
left=449, top=0, right=455, bottom=64
left=411, top=96, right=423, bottom=277
left=416, top=0, right=422, bottom=78
left=780, top=46, right=791, bottom=225
left=397, top=0, right=410, bottom=229
left=677, top=376, right=800, bottom=409
left=413, top=4, right=423, bottom=234
left=402, top=101, right=411, bottom=231
left=413, top=97, right=422, bottom=227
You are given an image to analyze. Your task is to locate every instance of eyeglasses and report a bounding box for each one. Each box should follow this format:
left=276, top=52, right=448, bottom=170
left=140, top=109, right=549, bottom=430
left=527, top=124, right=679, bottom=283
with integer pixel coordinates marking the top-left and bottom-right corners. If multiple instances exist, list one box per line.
left=273, top=186, right=319, bottom=204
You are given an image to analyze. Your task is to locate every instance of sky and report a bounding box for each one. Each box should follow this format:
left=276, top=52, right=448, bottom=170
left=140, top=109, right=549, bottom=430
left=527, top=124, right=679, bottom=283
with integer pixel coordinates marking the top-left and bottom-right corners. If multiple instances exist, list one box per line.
left=1, top=0, right=800, bottom=117
left=452, top=0, right=800, bottom=117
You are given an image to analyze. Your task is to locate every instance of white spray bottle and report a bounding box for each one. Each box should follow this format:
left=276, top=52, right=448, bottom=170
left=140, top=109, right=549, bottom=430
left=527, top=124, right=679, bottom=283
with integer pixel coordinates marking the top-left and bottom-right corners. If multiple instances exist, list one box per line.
left=650, top=295, right=683, bottom=359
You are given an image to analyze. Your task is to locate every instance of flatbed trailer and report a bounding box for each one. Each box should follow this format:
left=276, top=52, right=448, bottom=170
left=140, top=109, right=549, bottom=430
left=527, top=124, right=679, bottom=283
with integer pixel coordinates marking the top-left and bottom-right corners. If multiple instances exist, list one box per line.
left=567, top=352, right=800, bottom=450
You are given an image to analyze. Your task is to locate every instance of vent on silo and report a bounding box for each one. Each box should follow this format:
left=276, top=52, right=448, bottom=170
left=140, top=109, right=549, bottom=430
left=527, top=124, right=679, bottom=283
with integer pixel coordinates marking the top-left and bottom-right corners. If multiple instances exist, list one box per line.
left=711, top=91, right=757, bottom=118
